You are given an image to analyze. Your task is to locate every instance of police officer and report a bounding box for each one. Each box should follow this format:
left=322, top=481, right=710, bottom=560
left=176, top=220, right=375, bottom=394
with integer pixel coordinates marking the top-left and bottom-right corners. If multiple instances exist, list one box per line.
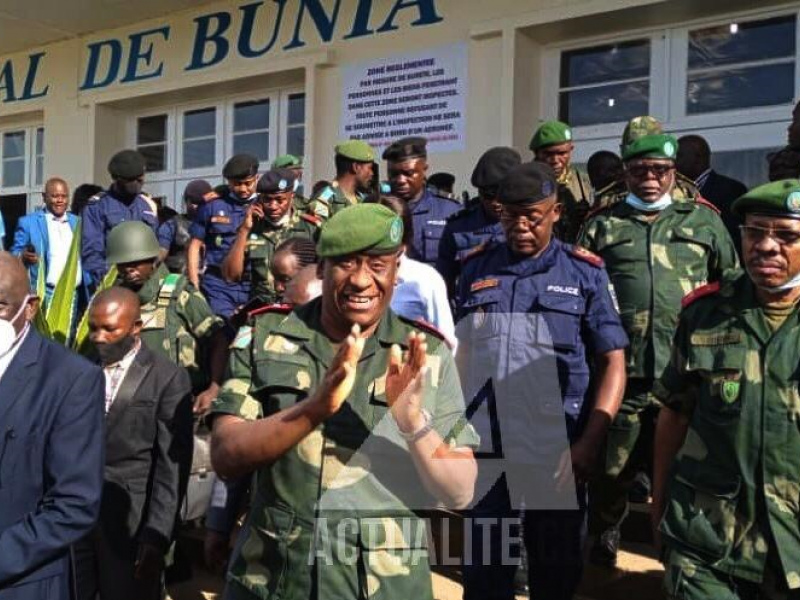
left=81, top=149, right=158, bottom=287
left=384, top=136, right=460, bottom=267
left=209, top=203, right=479, bottom=600
left=221, top=168, right=318, bottom=304
left=578, top=133, right=739, bottom=567
left=158, top=180, right=212, bottom=274
left=653, top=179, right=800, bottom=600
left=530, top=121, right=593, bottom=244
left=457, top=161, right=628, bottom=600
left=187, top=154, right=259, bottom=323
left=436, top=147, right=520, bottom=298
left=107, top=221, right=227, bottom=413
left=307, top=140, right=376, bottom=221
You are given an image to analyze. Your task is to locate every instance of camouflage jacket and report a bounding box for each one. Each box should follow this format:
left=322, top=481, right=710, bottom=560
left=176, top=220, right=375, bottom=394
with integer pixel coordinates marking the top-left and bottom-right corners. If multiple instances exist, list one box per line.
left=594, top=172, right=699, bottom=209
left=244, top=210, right=318, bottom=303
left=554, top=166, right=593, bottom=244
left=307, top=181, right=364, bottom=221
left=211, top=300, right=479, bottom=600
left=577, top=195, right=739, bottom=384
left=654, top=274, right=800, bottom=588
left=136, top=264, right=224, bottom=392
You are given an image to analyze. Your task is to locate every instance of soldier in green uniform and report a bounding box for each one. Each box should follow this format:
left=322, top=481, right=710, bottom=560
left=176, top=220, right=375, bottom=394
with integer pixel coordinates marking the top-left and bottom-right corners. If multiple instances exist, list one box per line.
left=306, top=140, right=376, bottom=221
left=272, top=154, right=309, bottom=210
left=653, top=179, right=800, bottom=600
left=106, top=221, right=228, bottom=414
left=209, top=203, right=479, bottom=600
left=529, top=120, right=593, bottom=243
left=222, top=169, right=319, bottom=305
left=578, top=133, right=739, bottom=567
left=594, top=116, right=700, bottom=209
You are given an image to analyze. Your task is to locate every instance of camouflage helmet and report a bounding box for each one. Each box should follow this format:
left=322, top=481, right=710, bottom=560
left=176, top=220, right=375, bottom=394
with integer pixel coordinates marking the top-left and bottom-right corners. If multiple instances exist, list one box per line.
left=106, top=221, right=160, bottom=264
left=621, top=116, right=663, bottom=154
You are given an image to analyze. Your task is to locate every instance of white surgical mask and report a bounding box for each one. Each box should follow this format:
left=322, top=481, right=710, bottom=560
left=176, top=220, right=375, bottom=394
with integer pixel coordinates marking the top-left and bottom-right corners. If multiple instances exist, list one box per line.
left=0, top=295, right=30, bottom=357
left=625, top=192, right=673, bottom=213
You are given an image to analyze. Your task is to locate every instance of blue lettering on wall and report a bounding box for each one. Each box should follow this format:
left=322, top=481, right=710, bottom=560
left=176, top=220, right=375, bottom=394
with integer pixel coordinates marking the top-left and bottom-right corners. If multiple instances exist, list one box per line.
left=284, top=0, right=343, bottom=50
left=121, top=27, right=170, bottom=83
left=344, top=0, right=374, bottom=40
left=81, top=39, right=123, bottom=90
left=20, top=52, right=50, bottom=100
left=377, top=0, right=444, bottom=33
left=186, top=11, right=232, bottom=71
left=237, top=1, right=287, bottom=58
left=0, top=61, right=16, bottom=103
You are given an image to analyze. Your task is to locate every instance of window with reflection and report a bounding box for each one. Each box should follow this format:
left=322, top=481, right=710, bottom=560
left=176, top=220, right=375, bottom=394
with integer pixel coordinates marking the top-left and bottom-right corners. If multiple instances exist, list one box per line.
left=233, top=99, right=270, bottom=161
left=2, top=131, right=26, bottom=188
left=35, top=128, right=44, bottom=186
left=286, top=93, right=306, bottom=158
left=686, top=15, right=796, bottom=114
left=182, top=108, right=216, bottom=169
left=558, top=40, right=651, bottom=127
left=137, top=115, right=168, bottom=173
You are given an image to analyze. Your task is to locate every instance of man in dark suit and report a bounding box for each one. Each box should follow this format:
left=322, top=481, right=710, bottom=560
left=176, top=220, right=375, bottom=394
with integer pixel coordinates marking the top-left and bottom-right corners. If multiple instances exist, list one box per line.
left=0, top=252, right=105, bottom=600
left=75, top=287, right=193, bottom=600
left=677, top=134, right=748, bottom=255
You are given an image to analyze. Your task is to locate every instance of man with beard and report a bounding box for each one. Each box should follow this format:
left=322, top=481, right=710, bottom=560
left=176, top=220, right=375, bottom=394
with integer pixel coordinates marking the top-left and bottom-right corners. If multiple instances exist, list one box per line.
left=209, top=203, right=478, bottom=600
left=384, top=136, right=461, bottom=266
left=187, top=154, right=259, bottom=323
left=81, top=150, right=158, bottom=287
left=106, top=221, right=226, bottom=415
left=75, top=287, right=192, bottom=600
left=653, top=179, right=800, bottom=599
left=437, top=147, right=520, bottom=299
left=222, top=169, right=318, bottom=305
left=307, top=141, right=376, bottom=221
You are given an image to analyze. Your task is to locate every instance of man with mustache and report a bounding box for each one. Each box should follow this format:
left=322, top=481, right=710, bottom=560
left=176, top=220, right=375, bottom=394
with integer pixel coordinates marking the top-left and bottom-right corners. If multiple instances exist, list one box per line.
left=653, top=179, right=800, bottom=599
left=209, top=203, right=478, bottom=600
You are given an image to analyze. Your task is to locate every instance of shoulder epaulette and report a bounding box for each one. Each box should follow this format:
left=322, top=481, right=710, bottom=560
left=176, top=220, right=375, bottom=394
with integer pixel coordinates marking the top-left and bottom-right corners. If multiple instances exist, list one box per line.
left=248, top=303, right=293, bottom=318
left=398, top=315, right=446, bottom=341
left=462, top=242, right=490, bottom=264
left=318, top=187, right=335, bottom=202
left=681, top=281, right=721, bottom=309
left=301, top=213, right=322, bottom=227
left=87, top=192, right=106, bottom=204
left=584, top=202, right=615, bottom=221
left=446, top=207, right=470, bottom=222
left=203, top=191, right=220, bottom=202
left=570, top=245, right=604, bottom=268
left=693, top=194, right=721, bottom=215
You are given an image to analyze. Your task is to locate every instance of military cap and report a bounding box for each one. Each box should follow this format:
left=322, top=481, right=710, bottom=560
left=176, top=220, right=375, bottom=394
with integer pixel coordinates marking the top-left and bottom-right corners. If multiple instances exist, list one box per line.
left=429, top=172, right=456, bottom=190
left=317, top=204, right=403, bottom=258
left=382, top=137, right=427, bottom=162
left=529, top=121, right=573, bottom=151
left=472, top=147, right=522, bottom=189
left=622, top=133, right=678, bottom=162
left=108, top=150, right=146, bottom=179
left=335, top=140, right=376, bottom=163
left=498, top=162, right=557, bottom=205
left=257, top=169, right=297, bottom=195
left=621, top=116, right=663, bottom=151
left=732, top=179, right=800, bottom=219
left=183, top=179, right=213, bottom=205
left=106, top=221, right=160, bottom=264
left=223, top=154, right=259, bottom=180
left=272, top=154, right=303, bottom=170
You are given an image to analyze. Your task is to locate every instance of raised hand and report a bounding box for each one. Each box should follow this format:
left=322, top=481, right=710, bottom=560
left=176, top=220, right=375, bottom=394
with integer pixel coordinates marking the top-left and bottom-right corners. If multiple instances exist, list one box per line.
left=314, top=324, right=365, bottom=417
left=385, top=332, right=429, bottom=433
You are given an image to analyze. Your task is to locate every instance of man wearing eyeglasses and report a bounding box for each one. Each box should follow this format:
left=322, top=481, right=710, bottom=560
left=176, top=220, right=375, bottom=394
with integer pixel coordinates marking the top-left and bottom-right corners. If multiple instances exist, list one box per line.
left=578, top=133, right=739, bottom=568
left=652, top=179, right=800, bottom=600
left=457, top=162, right=628, bottom=600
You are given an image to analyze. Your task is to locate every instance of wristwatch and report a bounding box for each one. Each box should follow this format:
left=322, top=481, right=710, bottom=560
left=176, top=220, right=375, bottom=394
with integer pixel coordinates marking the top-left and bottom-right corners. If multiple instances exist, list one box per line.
left=397, top=409, right=433, bottom=443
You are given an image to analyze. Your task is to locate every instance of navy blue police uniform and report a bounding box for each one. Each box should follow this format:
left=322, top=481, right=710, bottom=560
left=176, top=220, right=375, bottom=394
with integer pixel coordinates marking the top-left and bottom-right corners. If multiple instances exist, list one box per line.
left=408, top=187, right=461, bottom=266
left=456, top=163, right=628, bottom=600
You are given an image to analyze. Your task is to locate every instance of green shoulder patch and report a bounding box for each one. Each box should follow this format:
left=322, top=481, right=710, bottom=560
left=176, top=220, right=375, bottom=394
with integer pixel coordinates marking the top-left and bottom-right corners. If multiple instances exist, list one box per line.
left=231, top=326, right=253, bottom=349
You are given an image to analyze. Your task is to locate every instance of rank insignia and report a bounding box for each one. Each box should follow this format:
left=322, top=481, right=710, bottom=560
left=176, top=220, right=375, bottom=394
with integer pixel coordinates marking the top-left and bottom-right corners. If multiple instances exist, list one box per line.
left=471, top=278, right=499, bottom=293
left=721, top=381, right=740, bottom=404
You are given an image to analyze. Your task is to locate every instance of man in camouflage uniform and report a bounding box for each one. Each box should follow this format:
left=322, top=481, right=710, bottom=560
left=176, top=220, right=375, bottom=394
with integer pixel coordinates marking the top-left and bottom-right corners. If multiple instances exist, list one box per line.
left=530, top=120, right=593, bottom=243
left=307, top=141, right=376, bottom=221
left=653, top=179, right=800, bottom=600
left=209, top=203, right=478, bottom=600
left=578, top=133, right=739, bottom=567
left=107, top=221, right=227, bottom=414
left=221, top=169, right=318, bottom=305
left=272, top=154, right=309, bottom=210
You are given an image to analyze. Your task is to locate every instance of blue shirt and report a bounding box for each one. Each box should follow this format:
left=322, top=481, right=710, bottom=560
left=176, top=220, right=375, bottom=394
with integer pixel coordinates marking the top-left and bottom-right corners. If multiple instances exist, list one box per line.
left=456, top=238, right=628, bottom=445
left=80, top=191, right=158, bottom=285
left=189, top=194, right=250, bottom=267
left=407, top=189, right=461, bottom=267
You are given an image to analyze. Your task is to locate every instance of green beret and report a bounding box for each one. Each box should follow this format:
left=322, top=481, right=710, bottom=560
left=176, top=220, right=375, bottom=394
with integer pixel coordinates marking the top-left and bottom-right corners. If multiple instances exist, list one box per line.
left=108, top=150, right=146, bottom=179
left=335, top=140, right=376, bottom=163
left=223, top=154, right=259, bottom=179
left=272, top=154, right=303, bottom=169
left=622, top=134, right=678, bottom=162
left=621, top=116, right=663, bottom=151
left=317, top=204, right=403, bottom=258
left=732, top=179, right=800, bottom=219
left=499, top=162, right=557, bottom=205
left=529, top=121, right=573, bottom=151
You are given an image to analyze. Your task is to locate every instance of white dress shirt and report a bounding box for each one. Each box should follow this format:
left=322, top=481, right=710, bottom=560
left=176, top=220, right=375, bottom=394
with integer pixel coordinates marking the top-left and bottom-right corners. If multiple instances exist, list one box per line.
left=0, top=324, right=30, bottom=386
left=103, top=339, right=141, bottom=414
left=45, top=211, right=81, bottom=287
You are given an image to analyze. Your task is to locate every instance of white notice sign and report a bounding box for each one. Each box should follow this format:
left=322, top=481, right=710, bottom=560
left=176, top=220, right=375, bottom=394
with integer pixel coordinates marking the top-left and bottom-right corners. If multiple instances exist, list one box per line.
left=341, top=43, right=468, bottom=153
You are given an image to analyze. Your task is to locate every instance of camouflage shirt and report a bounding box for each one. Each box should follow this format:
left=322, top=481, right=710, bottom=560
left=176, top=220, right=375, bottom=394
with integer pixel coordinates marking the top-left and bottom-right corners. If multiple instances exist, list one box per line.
left=655, top=274, right=800, bottom=589
left=243, top=210, right=318, bottom=303
left=307, top=181, right=364, bottom=222
left=211, top=300, right=478, bottom=600
left=577, top=195, right=739, bottom=384
left=593, top=172, right=699, bottom=210
left=136, top=263, right=224, bottom=392
left=554, top=166, right=593, bottom=244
